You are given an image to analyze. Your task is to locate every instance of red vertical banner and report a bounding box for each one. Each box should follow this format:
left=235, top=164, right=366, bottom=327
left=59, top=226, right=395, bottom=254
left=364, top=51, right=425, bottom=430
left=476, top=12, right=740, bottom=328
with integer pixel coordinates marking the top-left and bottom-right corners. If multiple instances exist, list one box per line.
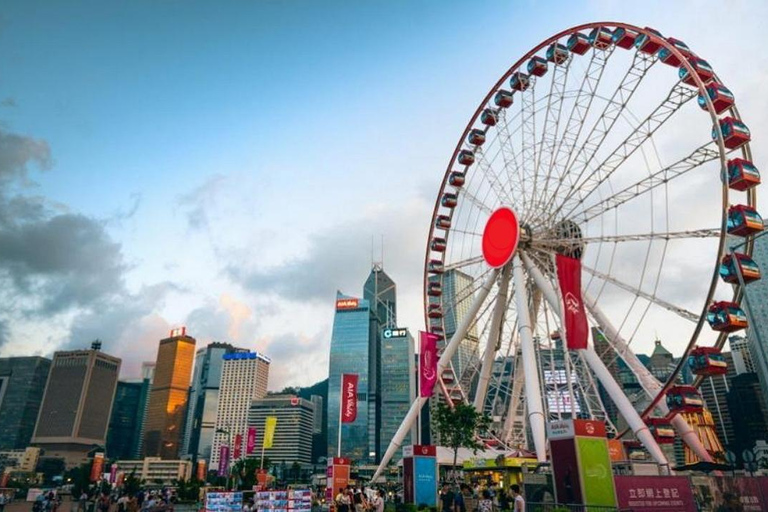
left=419, top=332, right=438, bottom=397
left=0, top=471, right=9, bottom=488
left=555, top=254, right=588, bottom=350
left=340, top=374, right=358, bottom=423
left=233, top=433, right=242, bottom=459
left=246, top=426, right=256, bottom=455
left=196, top=460, right=206, bottom=481
left=109, top=463, right=117, bottom=483
left=90, top=453, right=104, bottom=483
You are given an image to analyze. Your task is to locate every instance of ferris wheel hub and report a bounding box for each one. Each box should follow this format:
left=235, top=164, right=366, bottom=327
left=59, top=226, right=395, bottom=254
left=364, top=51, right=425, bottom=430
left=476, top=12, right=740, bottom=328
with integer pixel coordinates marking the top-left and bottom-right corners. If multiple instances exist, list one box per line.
left=482, top=206, right=521, bottom=268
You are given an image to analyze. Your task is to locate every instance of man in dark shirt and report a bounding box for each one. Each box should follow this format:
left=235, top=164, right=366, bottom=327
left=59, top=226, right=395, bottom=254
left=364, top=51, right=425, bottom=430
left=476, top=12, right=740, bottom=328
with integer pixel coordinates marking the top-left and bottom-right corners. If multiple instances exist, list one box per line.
left=440, top=484, right=455, bottom=512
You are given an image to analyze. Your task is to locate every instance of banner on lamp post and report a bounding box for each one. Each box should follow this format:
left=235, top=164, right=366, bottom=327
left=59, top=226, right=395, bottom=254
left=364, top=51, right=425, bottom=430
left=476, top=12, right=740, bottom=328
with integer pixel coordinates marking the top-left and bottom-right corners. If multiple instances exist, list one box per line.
left=340, top=374, right=359, bottom=423
left=419, top=332, right=438, bottom=398
left=218, top=445, right=230, bottom=477
left=263, top=417, right=277, bottom=449
left=90, top=453, right=105, bottom=483
left=246, top=427, right=256, bottom=455
left=196, top=460, right=206, bottom=481
left=109, top=463, right=117, bottom=484
left=555, top=254, right=589, bottom=350
left=233, top=434, right=242, bottom=459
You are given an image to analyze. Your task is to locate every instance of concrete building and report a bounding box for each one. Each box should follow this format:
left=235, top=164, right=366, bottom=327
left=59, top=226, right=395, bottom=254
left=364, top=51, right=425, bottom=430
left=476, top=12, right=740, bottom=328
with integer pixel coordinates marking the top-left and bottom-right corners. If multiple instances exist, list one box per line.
left=32, top=343, right=121, bottom=467
left=115, top=457, right=191, bottom=485
left=743, top=225, right=768, bottom=413
left=182, top=342, right=243, bottom=465
left=0, top=447, right=41, bottom=474
left=0, top=356, right=51, bottom=450
left=143, top=328, right=196, bottom=459
left=248, top=395, right=315, bottom=465
left=210, top=351, right=270, bottom=469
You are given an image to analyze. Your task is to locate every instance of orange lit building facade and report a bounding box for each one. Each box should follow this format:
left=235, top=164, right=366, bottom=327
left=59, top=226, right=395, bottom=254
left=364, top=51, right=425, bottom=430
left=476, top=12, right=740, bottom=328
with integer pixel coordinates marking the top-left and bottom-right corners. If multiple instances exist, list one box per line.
left=143, top=328, right=196, bottom=459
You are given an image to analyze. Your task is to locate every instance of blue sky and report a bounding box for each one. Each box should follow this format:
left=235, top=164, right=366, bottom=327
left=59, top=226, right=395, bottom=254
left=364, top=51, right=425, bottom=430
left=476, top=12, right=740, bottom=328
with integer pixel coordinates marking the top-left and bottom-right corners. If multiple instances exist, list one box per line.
left=1, top=0, right=766, bottom=388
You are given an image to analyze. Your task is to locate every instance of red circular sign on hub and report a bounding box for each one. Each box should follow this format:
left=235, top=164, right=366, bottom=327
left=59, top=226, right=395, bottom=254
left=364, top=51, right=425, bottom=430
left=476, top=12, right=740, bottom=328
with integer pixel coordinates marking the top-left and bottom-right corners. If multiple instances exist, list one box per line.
left=482, top=207, right=520, bottom=268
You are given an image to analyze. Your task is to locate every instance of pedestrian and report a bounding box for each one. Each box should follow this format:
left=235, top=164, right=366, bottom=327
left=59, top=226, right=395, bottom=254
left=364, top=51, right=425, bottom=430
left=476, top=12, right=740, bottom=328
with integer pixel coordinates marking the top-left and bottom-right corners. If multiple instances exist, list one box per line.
left=0, top=492, right=7, bottom=512
left=510, top=486, right=524, bottom=512
left=127, top=495, right=139, bottom=512
left=439, top=484, right=455, bottom=512
left=335, top=487, right=351, bottom=512
left=478, top=490, right=493, bottom=512
left=79, top=492, right=89, bottom=512
left=371, top=491, right=384, bottom=512
left=98, top=494, right=111, bottom=512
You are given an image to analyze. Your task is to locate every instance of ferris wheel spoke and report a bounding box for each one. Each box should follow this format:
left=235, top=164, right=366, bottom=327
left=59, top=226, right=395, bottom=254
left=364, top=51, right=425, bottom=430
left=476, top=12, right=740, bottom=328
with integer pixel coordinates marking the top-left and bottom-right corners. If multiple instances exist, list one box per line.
left=519, top=79, right=539, bottom=215
left=458, top=187, right=494, bottom=215
left=496, top=107, right=526, bottom=195
left=572, top=142, right=720, bottom=223
left=582, top=264, right=699, bottom=322
left=556, top=51, right=657, bottom=217
left=558, top=82, right=699, bottom=219
left=444, top=255, right=485, bottom=271
left=535, top=48, right=614, bottom=221
left=474, top=143, right=516, bottom=206
left=532, top=228, right=720, bottom=250
left=532, top=57, right=571, bottom=218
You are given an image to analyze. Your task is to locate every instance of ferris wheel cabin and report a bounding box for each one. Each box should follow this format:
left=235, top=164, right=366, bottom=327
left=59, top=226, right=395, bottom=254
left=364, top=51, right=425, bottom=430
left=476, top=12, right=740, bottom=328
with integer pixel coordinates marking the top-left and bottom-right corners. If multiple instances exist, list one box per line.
left=634, top=27, right=664, bottom=55
left=680, top=58, right=715, bottom=86
left=467, top=129, right=486, bottom=146
left=527, top=56, right=548, bottom=77
left=720, top=253, right=761, bottom=284
left=427, top=281, right=442, bottom=297
left=726, top=158, right=761, bottom=191
left=698, top=82, right=735, bottom=115
left=727, top=205, right=763, bottom=237
left=458, top=149, right=476, bottom=166
left=449, top=171, right=466, bottom=188
left=427, top=259, right=444, bottom=274
left=688, top=346, right=728, bottom=377
left=612, top=27, right=638, bottom=49
left=431, top=237, right=446, bottom=252
left=427, top=304, right=443, bottom=319
left=588, top=26, right=613, bottom=50
left=707, top=301, right=748, bottom=333
left=481, top=109, right=499, bottom=126
left=441, top=192, right=457, bottom=209
left=566, top=32, right=590, bottom=55
left=658, top=37, right=693, bottom=67
left=646, top=418, right=676, bottom=444
left=435, top=215, right=451, bottom=229
left=713, top=117, right=751, bottom=150
left=494, top=90, right=514, bottom=108
left=666, top=385, right=705, bottom=414
left=546, top=43, right=569, bottom=64
left=509, top=72, right=530, bottom=92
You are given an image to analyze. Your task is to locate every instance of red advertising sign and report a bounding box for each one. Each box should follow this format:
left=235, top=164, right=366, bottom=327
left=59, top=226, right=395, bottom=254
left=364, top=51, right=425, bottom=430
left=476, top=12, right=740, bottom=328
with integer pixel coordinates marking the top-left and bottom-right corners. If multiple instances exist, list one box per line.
left=419, top=332, right=438, bottom=398
left=234, top=433, right=242, bottom=459
left=555, top=254, right=588, bottom=350
left=90, top=453, right=105, bottom=483
left=573, top=419, right=606, bottom=438
left=340, top=374, right=358, bottom=423
left=614, top=476, right=696, bottom=512
left=246, top=427, right=256, bottom=455
left=335, top=298, right=359, bottom=310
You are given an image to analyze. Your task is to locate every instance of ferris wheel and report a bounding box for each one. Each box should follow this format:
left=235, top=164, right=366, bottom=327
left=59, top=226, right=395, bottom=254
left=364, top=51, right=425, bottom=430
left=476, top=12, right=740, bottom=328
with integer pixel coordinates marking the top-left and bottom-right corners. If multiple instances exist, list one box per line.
left=373, top=21, right=762, bottom=479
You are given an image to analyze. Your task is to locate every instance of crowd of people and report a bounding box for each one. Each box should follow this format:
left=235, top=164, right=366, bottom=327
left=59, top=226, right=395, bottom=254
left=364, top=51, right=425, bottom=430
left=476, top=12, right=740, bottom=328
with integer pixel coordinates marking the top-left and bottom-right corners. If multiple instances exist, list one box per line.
left=439, top=483, right=524, bottom=512
left=75, top=489, right=177, bottom=512
left=333, top=487, right=385, bottom=512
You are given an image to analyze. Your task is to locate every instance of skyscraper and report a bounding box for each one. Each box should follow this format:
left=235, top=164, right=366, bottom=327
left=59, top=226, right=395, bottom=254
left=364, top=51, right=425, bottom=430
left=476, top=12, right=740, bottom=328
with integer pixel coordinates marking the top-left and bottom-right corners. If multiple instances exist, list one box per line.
left=210, top=351, right=270, bottom=470
left=379, top=327, right=415, bottom=457
left=743, top=226, right=768, bottom=412
left=0, top=357, right=51, bottom=450
left=700, top=352, right=736, bottom=449
left=132, top=362, right=155, bottom=458
left=32, top=343, right=121, bottom=467
left=363, top=265, right=396, bottom=462
left=143, top=328, right=196, bottom=459
left=441, top=270, right=479, bottom=384
left=107, top=381, right=143, bottom=460
left=248, top=395, right=315, bottom=465
left=183, top=342, right=243, bottom=464
left=327, top=293, right=371, bottom=461
left=729, top=335, right=756, bottom=375
left=726, top=372, right=768, bottom=455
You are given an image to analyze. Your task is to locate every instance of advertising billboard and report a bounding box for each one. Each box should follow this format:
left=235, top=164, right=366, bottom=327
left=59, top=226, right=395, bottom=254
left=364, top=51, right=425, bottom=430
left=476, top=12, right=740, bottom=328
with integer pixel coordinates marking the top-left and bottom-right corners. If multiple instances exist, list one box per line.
left=575, top=436, right=616, bottom=507
left=614, top=476, right=696, bottom=512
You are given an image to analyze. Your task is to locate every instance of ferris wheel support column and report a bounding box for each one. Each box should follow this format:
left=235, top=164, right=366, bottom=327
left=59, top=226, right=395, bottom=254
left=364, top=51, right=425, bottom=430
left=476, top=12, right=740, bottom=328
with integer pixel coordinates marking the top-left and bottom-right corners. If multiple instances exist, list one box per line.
left=474, top=264, right=512, bottom=413
left=584, top=295, right=714, bottom=464
left=511, top=253, right=547, bottom=463
left=369, top=268, right=500, bottom=484
left=521, top=253, right=670, bottom=469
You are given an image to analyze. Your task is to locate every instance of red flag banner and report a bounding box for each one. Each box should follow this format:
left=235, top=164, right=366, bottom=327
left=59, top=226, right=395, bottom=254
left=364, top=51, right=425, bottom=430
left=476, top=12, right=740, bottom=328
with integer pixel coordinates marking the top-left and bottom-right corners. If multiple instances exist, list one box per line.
left=555, top=254, right=589, bottom=350
left=340, top=373, right=358, bottom=423
left=90, top=452, right=105, bottom=483
left=419, top=332, right=439, bottom=397
left=246, top=426, right=256, bottom=455
left=234, top=433, right=242, bottom=459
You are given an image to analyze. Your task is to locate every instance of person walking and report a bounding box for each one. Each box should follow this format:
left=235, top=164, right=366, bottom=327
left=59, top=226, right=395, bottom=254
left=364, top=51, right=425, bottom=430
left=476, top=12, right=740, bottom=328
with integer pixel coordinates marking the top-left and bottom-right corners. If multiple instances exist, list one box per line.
left=371, top=491, right=384, bottom=512
left=510, top=486, right=524, bottom=512
left=0, top=491, right=7, bottom=512
left=439, top=484, right=455, bottom=512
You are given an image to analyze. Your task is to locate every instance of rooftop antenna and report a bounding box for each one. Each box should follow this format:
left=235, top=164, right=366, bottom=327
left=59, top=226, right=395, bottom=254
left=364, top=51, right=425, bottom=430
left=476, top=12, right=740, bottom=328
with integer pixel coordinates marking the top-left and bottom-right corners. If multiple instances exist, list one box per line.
left=91, top=339, right=102, bottom=351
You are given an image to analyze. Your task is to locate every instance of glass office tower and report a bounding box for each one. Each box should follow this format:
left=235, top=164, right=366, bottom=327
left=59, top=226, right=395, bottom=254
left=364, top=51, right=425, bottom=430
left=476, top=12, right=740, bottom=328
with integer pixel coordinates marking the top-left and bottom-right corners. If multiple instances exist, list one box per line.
left=327, top=293, right=371, bottom=462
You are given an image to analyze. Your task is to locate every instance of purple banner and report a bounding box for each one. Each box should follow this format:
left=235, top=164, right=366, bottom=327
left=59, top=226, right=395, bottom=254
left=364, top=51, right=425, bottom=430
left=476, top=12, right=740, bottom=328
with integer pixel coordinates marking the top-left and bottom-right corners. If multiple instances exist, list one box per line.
left=218, top=445, right=230, bottom=477
left=246, top=426, right=256, bottom=455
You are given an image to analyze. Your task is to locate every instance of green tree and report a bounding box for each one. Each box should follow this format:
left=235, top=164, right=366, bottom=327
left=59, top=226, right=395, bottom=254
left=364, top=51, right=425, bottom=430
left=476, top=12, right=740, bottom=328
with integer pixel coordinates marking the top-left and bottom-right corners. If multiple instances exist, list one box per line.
left=433, top=402, right=492, bottom=476
left=230, top=457, right=271, bottom=490
left=64, top=463, right=93, bottom=497
left=123, top=470, right=143, bottom=496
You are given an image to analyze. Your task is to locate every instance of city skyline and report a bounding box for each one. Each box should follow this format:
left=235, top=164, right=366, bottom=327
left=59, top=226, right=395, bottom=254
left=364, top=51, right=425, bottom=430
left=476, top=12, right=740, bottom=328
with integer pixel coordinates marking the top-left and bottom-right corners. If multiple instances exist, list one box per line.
left=1, top=1, right=767, bottom=390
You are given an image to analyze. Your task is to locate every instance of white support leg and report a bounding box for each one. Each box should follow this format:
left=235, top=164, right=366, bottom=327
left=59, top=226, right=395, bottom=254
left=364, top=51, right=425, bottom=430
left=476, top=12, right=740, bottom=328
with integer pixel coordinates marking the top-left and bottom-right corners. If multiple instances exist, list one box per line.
left=473, top=265, right=511, bottom=412
left=369, top=268, right=500, bottom=483
left=511, top=254, right=547, bottom=462
left=521, top=252, right=670, bottom=468
left=584, top=295, right=714, bottom=464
